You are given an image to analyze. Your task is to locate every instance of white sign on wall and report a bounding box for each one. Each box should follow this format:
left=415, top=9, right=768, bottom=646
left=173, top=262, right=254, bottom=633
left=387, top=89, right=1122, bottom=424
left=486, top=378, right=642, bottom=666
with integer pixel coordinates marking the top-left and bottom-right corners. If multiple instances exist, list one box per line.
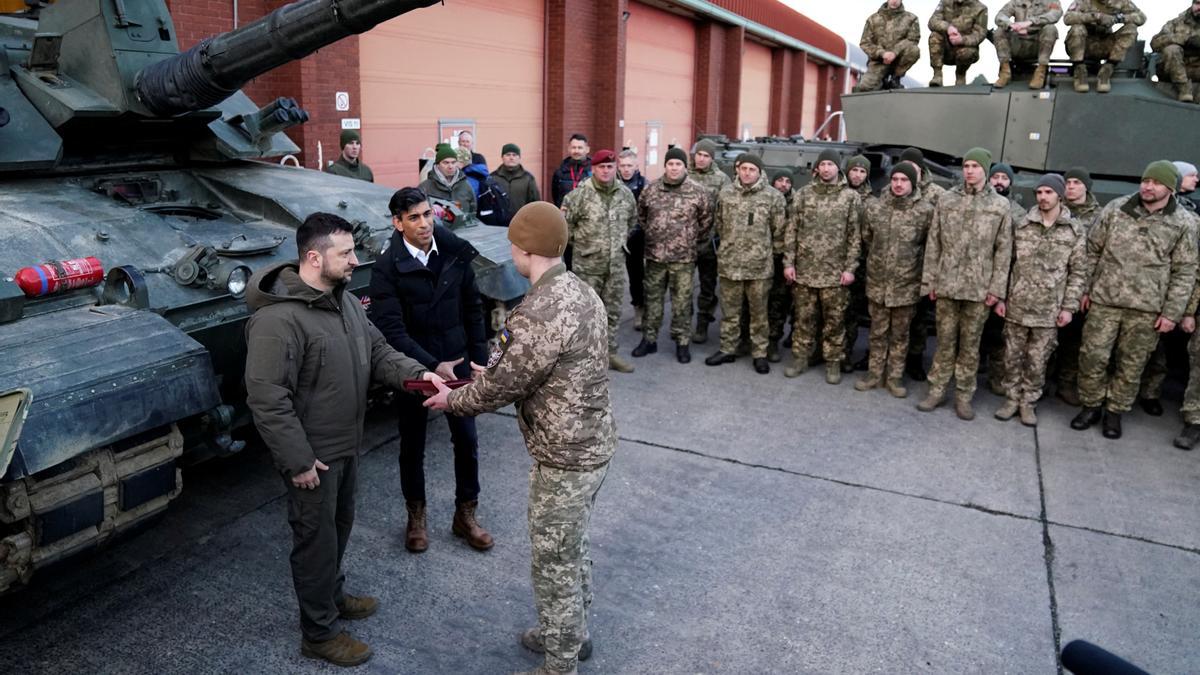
left=335, top=92, right=350, bottom=111
left=341, top=118, right=361, bottom=130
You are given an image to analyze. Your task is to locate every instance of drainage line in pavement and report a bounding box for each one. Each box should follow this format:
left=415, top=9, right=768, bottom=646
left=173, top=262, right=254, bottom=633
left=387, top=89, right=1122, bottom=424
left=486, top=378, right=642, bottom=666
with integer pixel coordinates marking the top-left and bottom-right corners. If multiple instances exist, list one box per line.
left=1033, top=426, right=1064, bottom=674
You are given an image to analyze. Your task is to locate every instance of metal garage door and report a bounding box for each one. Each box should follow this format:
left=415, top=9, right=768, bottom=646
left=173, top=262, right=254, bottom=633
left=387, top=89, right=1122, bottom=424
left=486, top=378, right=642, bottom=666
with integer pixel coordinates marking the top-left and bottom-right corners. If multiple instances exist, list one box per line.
left=801, top=59, right=820, bottom=139
left=738, top=40, right=772, bottom=140
left=360, top=0, right=544, bottom=188
left=624, top=2, right=696, bottom=181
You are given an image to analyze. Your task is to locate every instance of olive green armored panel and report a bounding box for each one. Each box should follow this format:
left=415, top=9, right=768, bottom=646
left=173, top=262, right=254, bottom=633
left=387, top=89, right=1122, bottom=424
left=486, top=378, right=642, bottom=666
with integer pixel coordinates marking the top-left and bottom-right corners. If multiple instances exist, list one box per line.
left=843, top=86, right=1008, bottom=163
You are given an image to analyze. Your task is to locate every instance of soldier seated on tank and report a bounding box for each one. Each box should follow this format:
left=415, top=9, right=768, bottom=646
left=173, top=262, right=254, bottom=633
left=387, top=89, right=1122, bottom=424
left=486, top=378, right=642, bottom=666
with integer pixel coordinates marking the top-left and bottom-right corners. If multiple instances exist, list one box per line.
left=325, top=129, right=374, bottom=183
left=854, top=0, right=921, bottom=92
left=1150, top=0, right=1200, bottom=103
left=927, top=0, right=989, bottom=86
left=993, top=0, right=1063, bottom=89
left=1064, top=0, right=1146, bottom=94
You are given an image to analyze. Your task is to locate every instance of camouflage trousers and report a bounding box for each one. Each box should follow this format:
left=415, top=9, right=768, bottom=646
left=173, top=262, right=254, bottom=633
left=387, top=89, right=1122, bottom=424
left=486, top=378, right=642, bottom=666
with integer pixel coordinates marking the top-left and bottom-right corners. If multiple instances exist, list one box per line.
left=1156, top=44, right=1200, bottom=84
left=927, top=299, right=990, bottom=397
left=853, top=42, right=921, bottom=92
left=929, top=31, right=980, bottom=68
left=529, top=461, right=609, bottom=674
left=1066, top=23, right=1138, bottom=62
left=768, top=254, right=792, bottom=344
left=1054, top=313, right=1086, bottom=394
left=1138, top=339, right=1167, bottom=400
left=1078, top=304, right=1160, bottom=413
left=981, top=313, right=1007, bottom=394
left=908, top=297, right=935, bottom=358
left=1179, top=330, right=1200, bottom=424
left=866, top=300, right=916, bottom=382
left=792, top=285, right=849, bottom=364
left=643, top=259, right=695, bottom=345
left=695, top=241, right=719, bottom=326
left=1001, top=323, right=1058, bottom=404
left=576, top=262, right=627, bottom=354
left=719, top=276, right=770, bottom=357
left=993, top=25, right=1058, bottom=65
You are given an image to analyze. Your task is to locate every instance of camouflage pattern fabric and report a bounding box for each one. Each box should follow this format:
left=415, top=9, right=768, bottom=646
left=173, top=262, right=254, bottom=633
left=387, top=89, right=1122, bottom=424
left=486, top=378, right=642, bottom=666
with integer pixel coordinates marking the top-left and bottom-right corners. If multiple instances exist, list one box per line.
left=867, top=300, right=917, bottom=382
left=768, top=254, right=792, bottom=344
left=528, top=462, right=608, bottom=674
left=1151, top=8, right=1200, bottom=84
left=1054, top=314, right=1086, bottom=394
left=1078, top=304, right=1160, bottom=412
left=927, top=299, right=991, bottom=397
left=922, top=182, right=1013, bottom=303
left=994, top=0, right=1063, bottom=64
left=855, top=2, right=922, bottom=92
left=448, top=264, right=616, bottom=470
left=643, top=260, right=695, bottom=345
left=716, top=176, right=786, bottom=281
left=1002, top=324, right=1059, bottom=404
left=1068, top=192, right=1102, bottom=229
left=864, top=188, right=935, bottom=308
left=719, top=277, right=770, bottom=357
left=1179, top=330, right=1200, bottom=423
left=928, top=0, right=989, bottom=67
left=576, top=267, right=627, bottom=354
left=1064, top=0, right=1145, bottom=62
left=792, top=285, right=851, bottom=363
left=1138, top=340, right=1167, bottom=399
left=562, top=177, right=638, bottom=276
left=1007, top=206, right=1089, bottom=328
left=639, top=176, right=714, bottom=264
left=689, top=164, right=731, bottom=325
left=784, top=177, right=862, bottom=288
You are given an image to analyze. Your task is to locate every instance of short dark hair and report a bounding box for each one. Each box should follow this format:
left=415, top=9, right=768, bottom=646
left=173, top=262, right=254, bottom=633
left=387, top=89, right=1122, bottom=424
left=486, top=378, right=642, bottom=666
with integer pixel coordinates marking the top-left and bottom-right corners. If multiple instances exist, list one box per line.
left=297, top=212, right=355, bottom=257
left=569, top=133, right=588, bottom=143
left=388, top=187, right=429, bottom=217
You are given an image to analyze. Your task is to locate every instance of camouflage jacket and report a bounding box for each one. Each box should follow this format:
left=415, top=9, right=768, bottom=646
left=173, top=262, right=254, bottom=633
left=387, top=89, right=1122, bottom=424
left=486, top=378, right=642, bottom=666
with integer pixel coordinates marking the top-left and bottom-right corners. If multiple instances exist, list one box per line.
left=772, top=186, right=794, bottom=253
left=921, top=182, right=1014, bottom=301
left=1006, top=206, right=1089, bottom=328
left=448, top=264, right=615, bottom=470
left=689, top=164, right=732, bottom=196
left=1067, top=192, right=1102, bottom=229
left=638, top=175, right=714, bottom=264
left=561, top=176, right=637, bottom=275
left=861, top=3, right=921, bottom=61
left=863, top=188, right=935, bottom=307
left=996, top=0, right=1064, bottom=30
left=1064, top=0, right=1145, bottom=30
left=715, top=176, right=786, bottom=280
left=919, top=172, right=947, bottom=205
left=1006, top=195, right=1028, bottom=224
left=1086, top=194, right=1199, bottom=321
left=785, top=177, right=863, bottom=288
left=928, top=0, right=989, bottom=46
left=1150, top=8, right=1200, bottom=60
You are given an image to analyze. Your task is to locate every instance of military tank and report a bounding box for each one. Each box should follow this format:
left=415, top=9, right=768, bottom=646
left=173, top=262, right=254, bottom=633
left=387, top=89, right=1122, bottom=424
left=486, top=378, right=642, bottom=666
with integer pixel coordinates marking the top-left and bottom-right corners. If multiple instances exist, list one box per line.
left=0, top=0, right=526, bottom=593
left=710, top=41, right=1200, bottom=207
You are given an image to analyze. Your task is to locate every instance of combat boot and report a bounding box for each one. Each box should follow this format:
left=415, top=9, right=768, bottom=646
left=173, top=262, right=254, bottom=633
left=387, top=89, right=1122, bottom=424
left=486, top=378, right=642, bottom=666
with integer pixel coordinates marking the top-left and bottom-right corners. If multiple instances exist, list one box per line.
left=1173, top=423, right=1200, bottom=450
left=767, top=341, right=781, bottom=363
left=1029, top=64, right=1048, bottom=89
left=1057, top=386, right=1080, bottom=407
left=886, top=379, right=908, bottom=398
left=631, top=339, right=657, bottom=358
left=692, top=320, right=709, bottom=344
left=906, top=354, right=928, bottom=382
left=609, top=354, right=635, bottom=373
left=301, top=631, right=373, bottom=667
left=954, top=65, right=969, bottom=86
left=520, top=627, right=593, bottom=662
left=929, top=68, right=944, bottom=87
left=405, top=500, right=428, bottom=553
left=753, top=357, right=770, bottom=374
left=954, top=393, right=975, bottom=421
left=825, top=361, right=842, bottom=384
left=995, top=61, right=1011, bottom=88
left=676, top=343, right=691, bottom=364
left=1139, top=397, right=1163, bottom=417
left=1019, top=404, right=1038, bottom=427
left=1072, top=64, right=1089, bottom=93
left=917, top=388, right=945, bottom=412
left=705, top=351, right=735, bottom=366
left=1096, top=63, right=1113, bottom=93
left=337, top=594, right=378, bottom=620
left=1070, top=406, right=1102, bottom=430
left=854, top=373, right=881, bottom=391
left=994, top=399, right=1019, bottom=421
left=784, top=361, right=807, bottom=378
left=1101, top=410, right=1122, bottom=439
left=1177, top=82, right=1195, bottom=103
left=452, top=500, right=494, bottom=551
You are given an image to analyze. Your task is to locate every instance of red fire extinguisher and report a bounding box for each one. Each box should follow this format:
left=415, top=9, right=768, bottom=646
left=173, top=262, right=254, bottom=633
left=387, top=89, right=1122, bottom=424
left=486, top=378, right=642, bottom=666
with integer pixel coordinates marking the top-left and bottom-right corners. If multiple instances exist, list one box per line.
left=14, top=257, right=105, bottom=298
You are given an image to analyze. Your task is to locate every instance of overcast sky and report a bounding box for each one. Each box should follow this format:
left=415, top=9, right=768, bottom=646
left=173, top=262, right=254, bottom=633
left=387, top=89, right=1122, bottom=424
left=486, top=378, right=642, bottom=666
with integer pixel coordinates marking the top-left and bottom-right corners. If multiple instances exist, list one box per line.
left=781, top=1, right=1182, bottom=84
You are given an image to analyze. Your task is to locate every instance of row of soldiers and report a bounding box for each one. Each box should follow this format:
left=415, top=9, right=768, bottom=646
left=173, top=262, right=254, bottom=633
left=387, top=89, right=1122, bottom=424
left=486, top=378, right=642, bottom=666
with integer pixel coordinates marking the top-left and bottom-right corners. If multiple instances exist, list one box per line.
left=559, top=137, right=1200, bottom=450
left=855, top=0, right=1200, bottom=101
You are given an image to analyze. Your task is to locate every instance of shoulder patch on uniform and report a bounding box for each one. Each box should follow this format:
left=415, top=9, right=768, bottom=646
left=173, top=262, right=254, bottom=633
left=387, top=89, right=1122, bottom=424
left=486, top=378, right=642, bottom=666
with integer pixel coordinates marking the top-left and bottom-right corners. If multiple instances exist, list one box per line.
left=487, top=328, right=513, bottom=368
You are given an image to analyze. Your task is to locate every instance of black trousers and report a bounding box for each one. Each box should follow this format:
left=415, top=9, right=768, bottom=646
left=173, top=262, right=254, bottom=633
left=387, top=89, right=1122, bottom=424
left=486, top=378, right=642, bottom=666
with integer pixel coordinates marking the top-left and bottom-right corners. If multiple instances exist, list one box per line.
left=285, top=454, right=356, bottom=642
left=626, top=227, right=645, bottom=307
left=398, top=393, right=480, bottom=504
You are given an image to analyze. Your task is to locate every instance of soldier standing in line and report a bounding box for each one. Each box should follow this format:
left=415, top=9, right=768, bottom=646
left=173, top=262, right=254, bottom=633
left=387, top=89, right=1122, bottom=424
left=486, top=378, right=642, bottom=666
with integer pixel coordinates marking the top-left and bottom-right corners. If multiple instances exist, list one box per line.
left=854, top=0, right=922, bottom=92
left=993, top=0, right=1063, bottom=89
left=782, top=149, right=863, bottom=383
left=927, top=0, right=989, bottom=86
left=325, top=130, right=375, bottom=183
left=845, top=155, right=874, bottom=370
left=426, top=202, right=615, bottom=675
left=855, top=162, right=934, bottom=398
left=1070, top=161, right=1198, bottom=440
left=1152, top=1, right=1200, bottom=103
left=993, top=175, right=1088, bottom=426
left=1172, top=268, right=1200, bottom=449
left=619, top=149, right=649, bottom=332
left=704, top=153, right=785, bottom=374
left=1177, top=160, right=1200, bottom=212
left=918, top=147, right=1013, bottom=421
left=562, top=149, right=638, bottom=374
left=1055, top=166, right=1101, bottom=406
left=1064, top=0, right=1146, bottom=93
left=899, top=147, right=944, bottom=383
left=767, top=168, right=796, bottom=362
left=632, top=147, right=714, bottom=364
left=981, top=162, right=1026, bottom=396
left=689, top=139, right=732, bottom=344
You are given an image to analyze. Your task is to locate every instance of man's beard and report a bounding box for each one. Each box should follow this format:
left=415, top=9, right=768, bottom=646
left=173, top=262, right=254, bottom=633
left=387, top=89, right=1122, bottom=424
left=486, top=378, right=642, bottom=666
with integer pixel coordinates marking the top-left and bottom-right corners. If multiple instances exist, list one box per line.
left=994, top=184, right=1010, bottom=197
left=321, top=262, right=352, bottom=288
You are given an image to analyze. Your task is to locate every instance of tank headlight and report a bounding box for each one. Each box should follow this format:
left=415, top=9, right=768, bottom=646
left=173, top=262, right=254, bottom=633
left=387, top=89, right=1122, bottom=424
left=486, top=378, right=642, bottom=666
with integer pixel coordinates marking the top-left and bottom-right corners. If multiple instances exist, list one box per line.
left=210, top=261, right=251, bottom=299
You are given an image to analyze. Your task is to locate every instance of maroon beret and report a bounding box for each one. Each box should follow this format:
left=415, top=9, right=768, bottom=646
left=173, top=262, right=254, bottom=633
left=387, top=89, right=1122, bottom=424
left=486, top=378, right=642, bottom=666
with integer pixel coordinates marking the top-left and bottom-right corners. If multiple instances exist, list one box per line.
left=592, top=149, right=616, bottom=166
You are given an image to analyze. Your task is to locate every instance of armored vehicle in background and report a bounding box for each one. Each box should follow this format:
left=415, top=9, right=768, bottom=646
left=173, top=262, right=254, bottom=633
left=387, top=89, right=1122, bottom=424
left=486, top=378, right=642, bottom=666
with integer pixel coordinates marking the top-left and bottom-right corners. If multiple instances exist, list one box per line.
left=0, top=0, right=525, bottom=593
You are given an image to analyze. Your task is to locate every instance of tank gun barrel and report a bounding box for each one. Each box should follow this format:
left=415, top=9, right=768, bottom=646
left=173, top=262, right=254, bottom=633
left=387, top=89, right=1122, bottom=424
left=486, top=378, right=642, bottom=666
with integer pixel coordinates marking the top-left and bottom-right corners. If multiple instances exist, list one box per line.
left=135, top=0, right=439, bottom=116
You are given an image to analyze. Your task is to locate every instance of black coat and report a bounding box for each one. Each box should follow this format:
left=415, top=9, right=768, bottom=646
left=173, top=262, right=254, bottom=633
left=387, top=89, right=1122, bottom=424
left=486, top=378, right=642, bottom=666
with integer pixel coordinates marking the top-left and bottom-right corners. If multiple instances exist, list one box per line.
left=551, top=156, right=592, bottom=207
left=368, top=226, right=488, bottom=376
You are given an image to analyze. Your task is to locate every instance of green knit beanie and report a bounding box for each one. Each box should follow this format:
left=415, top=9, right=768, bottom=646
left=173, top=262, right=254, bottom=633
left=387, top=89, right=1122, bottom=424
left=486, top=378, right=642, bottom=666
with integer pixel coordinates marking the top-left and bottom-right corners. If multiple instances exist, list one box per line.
left=1065, top=166, right=1093, bottom=191
left=734, top=152, right=764, bottom=172
left=770, top=167, right=794, bottom=183
left=845, top=155, right=871, bottom=174
left=501, top=143, right=521, bottom=157
left=963, top=147, right=993, bottom=169
left=1142, top=160, right=1180, bottom=190
left=340, top=129, right=360, bottom=148
left=664, top=146, right=688, bottom=166
left=693, top=138, right=719, bottom=158
left=435, top=145, right=458, bottom=164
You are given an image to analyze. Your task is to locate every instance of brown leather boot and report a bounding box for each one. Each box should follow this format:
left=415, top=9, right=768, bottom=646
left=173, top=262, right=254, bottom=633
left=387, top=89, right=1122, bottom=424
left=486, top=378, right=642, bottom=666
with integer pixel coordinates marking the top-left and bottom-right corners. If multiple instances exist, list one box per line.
left=301, top=631, right=373, bottom=667
left=452, top=500, right=494, bottom=550
left=337, top=594, right=378, bottom=620
left=996, top=61, right=1011, bottom=88
left=1177, top=82, right=1195, bottom=103
left=1073, top=64, right=1089, bottom=93
left=405, top=500, right=428, bottom=553
left=1096, top=63, right=1113, bottom=93
left=954, top=393, right=976, bottom=421
left=1029, top=64, right=1048, bottom=89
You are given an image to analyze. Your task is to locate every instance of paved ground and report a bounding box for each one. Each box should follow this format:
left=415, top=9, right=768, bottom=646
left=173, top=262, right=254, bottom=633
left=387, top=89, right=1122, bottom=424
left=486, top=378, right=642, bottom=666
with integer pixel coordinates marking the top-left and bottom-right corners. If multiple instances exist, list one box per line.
left=1, top=313, right=1198, bottom=674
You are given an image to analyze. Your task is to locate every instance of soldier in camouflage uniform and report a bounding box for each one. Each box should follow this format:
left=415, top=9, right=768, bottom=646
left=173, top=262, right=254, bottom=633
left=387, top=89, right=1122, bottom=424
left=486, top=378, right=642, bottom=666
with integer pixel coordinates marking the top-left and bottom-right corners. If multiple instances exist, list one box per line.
left=1055, top=167, right=1101, bottom=405
left=845, top=155, right=874, bottom=370
left=783, top=149, right=863, bottom=383
left=993, top=0, right=1063, bottom=89
left=1070, top=161, right=1199, bottom=440
left=993, top=175, right=1088, bottom=427
left=1152, top=2, right=1200, bottom=103
left=561, top=149, right=638, bottom=374
left=855, top=162, right=934, bottom=398
left=918, top=147, right=1013, bottom=421
left=1173, top=274, right=1200, bottom=449
left=927, top=0, right=989, bottom=86
left=981, top=163, right=1027, bottom=396
left=689, top=139, right=731, bottom=345
left=766, top=169, right=796, bottom=362
left=705, top=153, right=786, bottom=374
left=632, top=147, right=713, bottom=364
left=428, top=203, right=615, bottom=675
left=855, top=0, right=922, bottom=92
left=899, top=148, right=945, bottom=383
left=1064, top=0, right=1146, bottom=93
